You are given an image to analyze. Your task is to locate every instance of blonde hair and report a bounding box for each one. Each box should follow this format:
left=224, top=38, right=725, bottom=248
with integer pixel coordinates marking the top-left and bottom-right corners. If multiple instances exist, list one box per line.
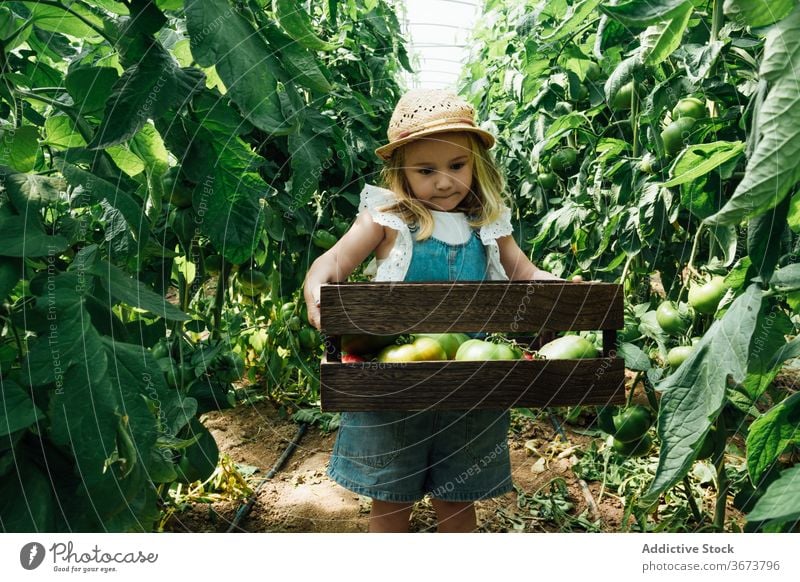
left=378, top=132, right=508, bottom=240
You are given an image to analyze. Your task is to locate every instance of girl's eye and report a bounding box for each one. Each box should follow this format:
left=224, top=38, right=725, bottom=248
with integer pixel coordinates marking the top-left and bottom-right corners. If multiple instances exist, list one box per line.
left=451, top=163, right=465, bottom=170
left=418, top=168, right=433, bottom=175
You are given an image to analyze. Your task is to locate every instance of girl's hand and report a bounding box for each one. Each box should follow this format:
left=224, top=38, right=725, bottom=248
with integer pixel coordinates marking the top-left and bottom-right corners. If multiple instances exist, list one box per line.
left=304, top=286, right=322, bottom=330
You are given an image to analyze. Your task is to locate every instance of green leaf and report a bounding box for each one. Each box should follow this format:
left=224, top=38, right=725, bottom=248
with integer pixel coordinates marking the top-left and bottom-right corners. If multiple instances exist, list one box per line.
left=542, top=0, right=603, bottom=42
left=741, top=303, right=794, bottom=404
left=196, top=169, right=266, bottom=265
left=64, top=66, right=120, bottom=115
left=0, top=256, right=20, bottom=299
left=665, top=141, right=745, bottom=187
left=747, top=464, right=800, bottom=523
left=746, top=393, right=800, bottom=483
left=186, top=0, right=292, bottom=135
left=88, top=42, right=204, bottom=149
left=617, top=342, right=651, bottom=371
left=787, top=191, right=800, bottom=233
left=288, top=118, right=332, bottom=207
left=723, top=0, right=795, bottom=28
left=706, top=5, right=800, bottom=225
left=0, top=213, right=69, bottom=257
left=262, top=22, right=333, bottom=94
left=747, top=195, right=789, bottom=283
left=0, top=126, right=39, bottom=171
left=0, top=458, right=57, bottom=532
left=640, top=3, right=692, bottom=66
left=90, top=260, right=190, bottom=321
left=0, top=378, right=44, bottom=436
left=770, top=264, right=800, bottom=293
left=106, top=145, right=145, bottom=176
left=644, top=285, right=763, bottom=504
left=43, top=115, right=87, bottom=149
left=58, top=162, right=151, bottom=245
left=604, top=55, right=639, bottom=105
left=273, top=0, right=336, bottom=51
left=0, top=168, right=65, bottom=211
left=26, top=2, right=104, bottom=38
left=601, top=0, right=693, bottom=26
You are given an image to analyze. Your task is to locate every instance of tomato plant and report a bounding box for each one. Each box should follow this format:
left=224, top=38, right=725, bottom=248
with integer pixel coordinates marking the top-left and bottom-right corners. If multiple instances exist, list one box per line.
left=464, top=0, right=800, bottom=531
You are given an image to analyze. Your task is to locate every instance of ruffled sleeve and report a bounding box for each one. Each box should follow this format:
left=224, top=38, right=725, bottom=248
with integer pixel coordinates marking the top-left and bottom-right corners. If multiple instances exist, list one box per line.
left=358, top=184, right=413, bottom=282
left=480, top=205, right=513, bottom=281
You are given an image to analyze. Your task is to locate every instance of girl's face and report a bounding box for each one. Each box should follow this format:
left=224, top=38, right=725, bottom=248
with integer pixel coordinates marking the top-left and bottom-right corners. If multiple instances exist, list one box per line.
left=401, top=132, right=473, bottom=212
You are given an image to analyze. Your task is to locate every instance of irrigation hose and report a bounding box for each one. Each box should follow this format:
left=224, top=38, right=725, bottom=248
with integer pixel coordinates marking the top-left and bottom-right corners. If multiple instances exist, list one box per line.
left=226, top=422, right=309, bottom=532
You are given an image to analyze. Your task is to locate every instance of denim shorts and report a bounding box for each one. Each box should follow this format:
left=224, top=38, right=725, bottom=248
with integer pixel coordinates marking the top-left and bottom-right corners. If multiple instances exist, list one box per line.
left=327, top=409, right=512, bottom=503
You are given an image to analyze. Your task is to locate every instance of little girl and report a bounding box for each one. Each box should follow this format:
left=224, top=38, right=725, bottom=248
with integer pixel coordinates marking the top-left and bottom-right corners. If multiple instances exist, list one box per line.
left=303, top=89, right=563, bottom=532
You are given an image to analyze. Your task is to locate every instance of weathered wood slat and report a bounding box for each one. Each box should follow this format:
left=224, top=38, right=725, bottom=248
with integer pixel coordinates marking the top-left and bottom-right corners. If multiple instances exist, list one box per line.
left=320, top=357, right=626, bottom=411
left=320, top=281, right=623, bottom=334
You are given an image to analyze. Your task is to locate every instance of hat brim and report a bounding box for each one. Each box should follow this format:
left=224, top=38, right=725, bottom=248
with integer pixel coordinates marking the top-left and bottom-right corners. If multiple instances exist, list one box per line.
left=375, top=125, right=495, bottom=161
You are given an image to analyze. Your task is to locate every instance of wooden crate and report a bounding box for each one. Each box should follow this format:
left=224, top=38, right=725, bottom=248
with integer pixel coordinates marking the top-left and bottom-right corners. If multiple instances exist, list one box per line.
left=319, top=281, right=626, bottom=411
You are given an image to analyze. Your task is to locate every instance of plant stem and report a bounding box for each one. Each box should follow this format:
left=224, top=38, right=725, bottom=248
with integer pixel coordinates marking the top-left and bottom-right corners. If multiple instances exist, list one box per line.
left=641, top=373, right=659, bottom=411
left=627, top=371, right=643, bottom=407
left=677, top=222, right=704, bottom=304
left=683, top=476, right=703, bottom=523
left=711, top=0, right=724, bottom=44
left=631, top=84, right=640, bottom=158
left=713, top=413, right=729, bottom=531
left=212, top=264, right=229, bottom=341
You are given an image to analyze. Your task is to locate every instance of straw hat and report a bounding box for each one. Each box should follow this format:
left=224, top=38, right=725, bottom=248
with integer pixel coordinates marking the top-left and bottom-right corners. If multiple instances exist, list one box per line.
left=375, top=89, right=495, bottom=160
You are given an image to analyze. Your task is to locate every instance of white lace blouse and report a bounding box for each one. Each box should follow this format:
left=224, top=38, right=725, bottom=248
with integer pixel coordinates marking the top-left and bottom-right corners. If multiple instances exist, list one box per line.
left=358, top=184, right=512, bottom=282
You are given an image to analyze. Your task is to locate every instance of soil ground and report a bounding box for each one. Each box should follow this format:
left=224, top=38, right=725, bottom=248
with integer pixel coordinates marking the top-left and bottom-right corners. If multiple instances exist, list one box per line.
left=161, top=393, right=739, bottom=533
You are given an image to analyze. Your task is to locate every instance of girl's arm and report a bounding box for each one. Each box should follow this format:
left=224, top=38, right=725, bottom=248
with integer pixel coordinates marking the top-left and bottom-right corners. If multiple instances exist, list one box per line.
left=303, top=210, right=386, bottom=329
left=496, top=235, right=563, bottom=281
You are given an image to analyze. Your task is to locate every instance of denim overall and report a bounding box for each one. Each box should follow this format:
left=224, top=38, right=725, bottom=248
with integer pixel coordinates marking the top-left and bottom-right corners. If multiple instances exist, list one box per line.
left=326, top=220, right=513, bottom=503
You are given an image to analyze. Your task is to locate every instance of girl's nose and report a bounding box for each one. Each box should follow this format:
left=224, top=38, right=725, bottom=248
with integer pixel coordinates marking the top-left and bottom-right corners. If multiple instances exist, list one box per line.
left=435, top=172, right=453, bottom=190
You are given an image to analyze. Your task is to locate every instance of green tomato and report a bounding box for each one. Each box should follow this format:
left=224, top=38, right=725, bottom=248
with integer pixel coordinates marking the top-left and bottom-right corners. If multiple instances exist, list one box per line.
left=287, top=316, right=302, bottom=331
left=667, top=345, right=694, bottom=368
left=612, top=433, right=653, bottom=458
left=377, top=337, right=446, bottom=362
left=611, top=81, right=635, bottom=110
left=569, top=82, right=589, bottom=102
left=552, top=101, right=573, bottom=116
left=549, top=147, right=578, bottom=176
left=413, top=333, right=470, bottom=360
left=280, top=301, right=296, bottom=320
left=299, top=328, right=318, bottom=350
left=151, top=339, right=171, bottom=360
left=492, top=343, right=520, bottom=360
left=688, top=276, right=727, bottom=315
left=204, top=254, right=222, bottom=275
left=237, top=268, right=269, bottom=296
left=585, top=61, right=602, bottom=82
left=672, top=97, right=705, bottom=120
left=333, top=218, right=350, bottom=237
left=455, top=339, right=519, bottom=361
left=312, top=231, right=337, bottom=250
left=597, top=405, right=618, bottom=435
left=612, top=405, right=653, bottom=443
left=661, top=117, right=696, bottom=157
left=656, top=301, right=689, bottom=335
left=537, top=335, right=599, bottom=359
left=537, top=172, right=558, bottom=190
